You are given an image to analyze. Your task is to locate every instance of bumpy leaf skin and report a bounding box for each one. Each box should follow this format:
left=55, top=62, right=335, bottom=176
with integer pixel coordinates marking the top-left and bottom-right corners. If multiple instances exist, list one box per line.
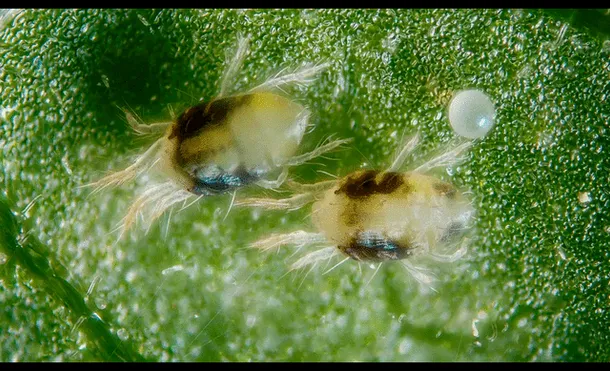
left=1, top=9, right=609, bottom=362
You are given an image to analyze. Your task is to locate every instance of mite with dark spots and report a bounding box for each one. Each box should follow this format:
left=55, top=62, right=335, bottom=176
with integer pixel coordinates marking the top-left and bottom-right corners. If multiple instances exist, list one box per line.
left=87, top=35, right=349, bottom=236
left=237, top=132, right=475, bottom=286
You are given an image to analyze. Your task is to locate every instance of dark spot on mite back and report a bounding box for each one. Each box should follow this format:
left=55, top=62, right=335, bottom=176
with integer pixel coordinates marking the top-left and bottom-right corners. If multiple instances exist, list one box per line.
left=169, top=95, right=252, bottom=141
left=433, top=181, right=457, bottom=199
left=440, top=221, right=466, bottom=243
left=335, top=170, right=405, bottom=199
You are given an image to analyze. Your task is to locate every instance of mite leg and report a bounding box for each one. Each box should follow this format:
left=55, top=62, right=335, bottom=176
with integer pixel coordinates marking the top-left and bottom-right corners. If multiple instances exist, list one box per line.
left=86, top=138, right=163, bottom=194
left=219, top=34, right=250, bottom=98
left=285, top=179, right=337, bottom=193
left=283, top=137, right=353, bottom=167
left=412, top=140, right=472, bottom=174
left=148, top=188, right=193, bottom=223
left=254, top=167, right=289, bottom=190
left=249, top=230, right=327, bottom=252
left=322, top=256, right=351, bottom=275
left=125, top=110, right=172, bottom=135
left=247, top=62, right=330, bottom=93
left=386, top=132, right=420, bottom=172
left=237, top=177, right=336, bottom=210
left=290, top=246, right=341, bottom=271
left=235, top=191, right=316, bottom=211
left=118, top=181, right=180, bottom=235
left=429, top=238, right=469, bottom=263
left=428, top=246, right=468, bottom=263
left=401, top=259, right=437, bottom=288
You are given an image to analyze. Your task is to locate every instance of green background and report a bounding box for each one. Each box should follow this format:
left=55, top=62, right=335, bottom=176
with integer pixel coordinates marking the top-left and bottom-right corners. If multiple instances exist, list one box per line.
left=1, top=9, right=609, bottom=362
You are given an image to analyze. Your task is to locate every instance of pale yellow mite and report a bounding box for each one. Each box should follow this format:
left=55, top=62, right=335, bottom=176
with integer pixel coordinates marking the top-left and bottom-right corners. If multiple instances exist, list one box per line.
left=88, top=35, right=349, bottom=235
left=237, top=133, right=474, bottom=284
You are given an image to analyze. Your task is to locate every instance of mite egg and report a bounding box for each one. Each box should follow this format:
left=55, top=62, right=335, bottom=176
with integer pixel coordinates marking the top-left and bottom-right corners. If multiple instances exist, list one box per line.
left=448, top=89, right=495, bottom=139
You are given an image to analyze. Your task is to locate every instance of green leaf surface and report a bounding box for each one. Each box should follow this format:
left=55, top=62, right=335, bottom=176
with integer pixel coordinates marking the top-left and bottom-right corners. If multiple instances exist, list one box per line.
left=1, top=9, right=609, bottom=362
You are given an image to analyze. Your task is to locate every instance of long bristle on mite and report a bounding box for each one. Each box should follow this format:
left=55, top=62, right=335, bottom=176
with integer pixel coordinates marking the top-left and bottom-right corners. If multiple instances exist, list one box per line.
left=289, top=246, right=340, bottom=271
left=117, top=181, right=186, bottom=235
left=248, top=62, right=331, bottom=94
left=84, top=139, right=163, bottom=195
left=235, top=192, right=314, bottom=211
left=249, top=231, right=326, bottom=253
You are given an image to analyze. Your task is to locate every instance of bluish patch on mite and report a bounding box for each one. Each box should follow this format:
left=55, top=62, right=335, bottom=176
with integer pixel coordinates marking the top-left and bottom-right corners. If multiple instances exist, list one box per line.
left=340, top=231, right=412, bottom=262
left=191, top=167, right=258, bottom=195
left=358, top=232, right=399, bottom=251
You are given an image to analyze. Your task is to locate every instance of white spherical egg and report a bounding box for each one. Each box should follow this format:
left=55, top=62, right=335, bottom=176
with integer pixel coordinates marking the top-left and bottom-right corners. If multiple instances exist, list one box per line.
left=448, top=89, right=496, bottom=139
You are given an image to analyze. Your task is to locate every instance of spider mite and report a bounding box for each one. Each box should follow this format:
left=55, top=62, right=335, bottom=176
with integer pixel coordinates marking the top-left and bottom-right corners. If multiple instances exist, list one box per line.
left=237, top=133, right=475, bottom=287
left=87, top=35, right=350, bottom=235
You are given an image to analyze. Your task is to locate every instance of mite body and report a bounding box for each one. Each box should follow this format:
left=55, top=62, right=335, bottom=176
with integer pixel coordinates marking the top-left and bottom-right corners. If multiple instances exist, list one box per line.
left=88, top=35, right=348, bottom=234
left=313, top=170, right=471, bottom=262
left=237, top=133, right=475, bottom=285
left=162, top=92, right=310, bottom=196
